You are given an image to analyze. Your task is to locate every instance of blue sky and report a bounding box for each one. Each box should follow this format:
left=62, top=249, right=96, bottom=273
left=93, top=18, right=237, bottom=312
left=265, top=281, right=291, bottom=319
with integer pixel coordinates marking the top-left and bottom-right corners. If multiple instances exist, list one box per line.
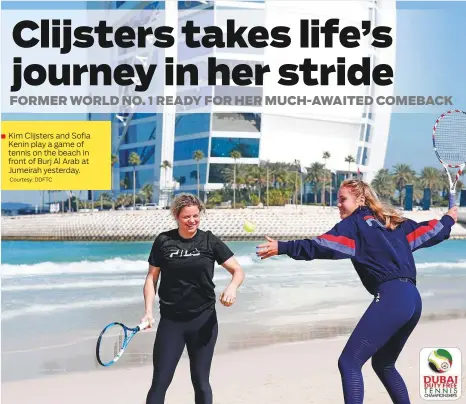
left=2, top=1, right=466, bottom=204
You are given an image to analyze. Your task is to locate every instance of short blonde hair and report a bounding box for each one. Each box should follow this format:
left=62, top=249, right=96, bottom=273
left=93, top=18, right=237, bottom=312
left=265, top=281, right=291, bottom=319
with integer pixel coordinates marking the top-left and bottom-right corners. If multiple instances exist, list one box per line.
left=170, top=193, right=205, bottom=218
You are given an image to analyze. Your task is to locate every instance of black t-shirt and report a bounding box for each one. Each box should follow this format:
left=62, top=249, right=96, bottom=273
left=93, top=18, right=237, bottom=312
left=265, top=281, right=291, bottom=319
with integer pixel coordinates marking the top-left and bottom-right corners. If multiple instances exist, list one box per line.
left=148, top=229, right=234, bottom=320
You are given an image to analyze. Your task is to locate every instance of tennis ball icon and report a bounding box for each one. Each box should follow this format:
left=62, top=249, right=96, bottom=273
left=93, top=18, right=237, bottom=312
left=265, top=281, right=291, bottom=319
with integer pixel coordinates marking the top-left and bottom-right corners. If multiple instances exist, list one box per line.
left=428, top=349, right=453, bottom=373
left=243, top=220, right=256, bottom=233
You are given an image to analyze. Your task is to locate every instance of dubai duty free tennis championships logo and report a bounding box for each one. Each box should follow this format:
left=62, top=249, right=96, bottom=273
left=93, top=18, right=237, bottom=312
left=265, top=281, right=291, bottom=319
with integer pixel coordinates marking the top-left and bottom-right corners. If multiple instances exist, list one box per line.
left=420, top=348, right=462, bottom=400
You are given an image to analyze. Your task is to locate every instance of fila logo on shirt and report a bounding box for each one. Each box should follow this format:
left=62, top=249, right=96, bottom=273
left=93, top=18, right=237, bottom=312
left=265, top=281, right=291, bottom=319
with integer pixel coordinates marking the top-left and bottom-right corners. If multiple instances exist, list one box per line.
left=169, top=248, right=201, bottom=258
left=364, top=215, right=384, bottom=229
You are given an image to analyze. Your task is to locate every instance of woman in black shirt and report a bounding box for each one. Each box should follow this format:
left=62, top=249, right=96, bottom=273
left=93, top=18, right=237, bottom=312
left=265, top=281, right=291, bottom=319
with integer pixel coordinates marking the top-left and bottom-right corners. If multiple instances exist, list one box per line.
left=143, top=193, right=245, bottom=404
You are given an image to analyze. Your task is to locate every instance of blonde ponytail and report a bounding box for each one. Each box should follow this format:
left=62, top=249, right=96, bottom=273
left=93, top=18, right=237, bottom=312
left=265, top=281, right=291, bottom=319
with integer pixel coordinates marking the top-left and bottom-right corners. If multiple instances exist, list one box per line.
left=340, top=179, right=406, bottom=230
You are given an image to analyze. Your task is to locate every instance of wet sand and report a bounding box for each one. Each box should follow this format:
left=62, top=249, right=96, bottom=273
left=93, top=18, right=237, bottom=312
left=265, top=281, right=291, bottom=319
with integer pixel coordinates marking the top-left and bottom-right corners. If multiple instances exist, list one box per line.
left=2, top=318, right=465, bottom=404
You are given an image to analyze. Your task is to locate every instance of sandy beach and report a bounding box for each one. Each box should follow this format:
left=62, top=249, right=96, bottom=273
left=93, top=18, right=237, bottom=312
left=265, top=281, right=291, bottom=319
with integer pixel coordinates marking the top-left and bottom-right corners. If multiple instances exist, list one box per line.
left=2, top=318, right=465, bottom=404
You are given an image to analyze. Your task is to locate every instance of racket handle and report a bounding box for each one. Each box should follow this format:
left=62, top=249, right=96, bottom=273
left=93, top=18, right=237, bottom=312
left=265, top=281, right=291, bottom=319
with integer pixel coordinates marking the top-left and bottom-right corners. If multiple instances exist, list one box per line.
left=138, top=320, right=150, bottom=331
left=449, top=192, right=456, bottom=209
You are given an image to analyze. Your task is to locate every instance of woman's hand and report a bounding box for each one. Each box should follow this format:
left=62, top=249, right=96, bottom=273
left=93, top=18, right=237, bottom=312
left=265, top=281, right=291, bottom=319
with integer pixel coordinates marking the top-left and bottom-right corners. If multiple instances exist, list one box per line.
left=140, top=312, right=155, bottom=328
left=220, top=285, right=237, bottom=307
left=447, top=206, right=458, bottom=223
left=256, top=236, right=278, bottom=260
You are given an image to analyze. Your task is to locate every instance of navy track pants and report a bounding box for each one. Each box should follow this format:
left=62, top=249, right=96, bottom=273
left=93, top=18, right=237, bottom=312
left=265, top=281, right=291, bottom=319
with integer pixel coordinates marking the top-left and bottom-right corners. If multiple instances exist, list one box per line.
left=338, top=278, right=422, bottom=404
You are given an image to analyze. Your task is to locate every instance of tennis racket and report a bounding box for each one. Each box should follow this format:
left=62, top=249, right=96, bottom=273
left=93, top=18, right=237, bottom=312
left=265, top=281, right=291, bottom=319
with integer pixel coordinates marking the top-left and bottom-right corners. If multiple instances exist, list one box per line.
left=96, top=320, right=149, bottom=367
left=432, top=110, right=466, bottom=208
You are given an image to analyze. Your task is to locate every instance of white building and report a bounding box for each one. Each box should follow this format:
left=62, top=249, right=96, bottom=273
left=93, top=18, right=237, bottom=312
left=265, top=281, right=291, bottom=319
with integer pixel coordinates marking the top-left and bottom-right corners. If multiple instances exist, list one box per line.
left=110, top=0, right=395, bottom=205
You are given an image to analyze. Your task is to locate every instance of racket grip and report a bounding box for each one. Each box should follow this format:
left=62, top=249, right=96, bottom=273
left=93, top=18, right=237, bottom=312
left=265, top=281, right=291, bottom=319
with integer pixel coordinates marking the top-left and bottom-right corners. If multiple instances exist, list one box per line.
left=138, top=320, right=150, bottom=331
left=449, top=193, right=456, bottom=209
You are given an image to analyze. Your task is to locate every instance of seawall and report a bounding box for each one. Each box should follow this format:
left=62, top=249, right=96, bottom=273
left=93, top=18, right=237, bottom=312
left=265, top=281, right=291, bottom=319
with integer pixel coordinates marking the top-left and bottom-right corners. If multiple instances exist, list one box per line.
left=2, top=206, right=466, bottom=242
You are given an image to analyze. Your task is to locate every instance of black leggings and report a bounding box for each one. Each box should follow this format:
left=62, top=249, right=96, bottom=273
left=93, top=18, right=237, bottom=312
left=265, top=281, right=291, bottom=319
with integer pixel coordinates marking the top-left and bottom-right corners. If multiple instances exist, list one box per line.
left=146, top=308, right=218, bottom=404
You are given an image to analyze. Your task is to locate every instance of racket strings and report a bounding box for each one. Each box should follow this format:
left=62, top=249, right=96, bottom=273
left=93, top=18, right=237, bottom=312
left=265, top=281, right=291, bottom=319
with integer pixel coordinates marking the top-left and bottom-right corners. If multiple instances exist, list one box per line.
left=98, top=324, right=126, bottom=365
left=434, top=111, right=466, bottom=166
left=114, top=332, right=124, bottom=357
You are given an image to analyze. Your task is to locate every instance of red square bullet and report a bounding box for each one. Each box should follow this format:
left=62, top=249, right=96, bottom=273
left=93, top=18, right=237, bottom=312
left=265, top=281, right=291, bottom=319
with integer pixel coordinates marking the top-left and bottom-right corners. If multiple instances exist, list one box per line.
left=1, top=134, right=5, bottom=139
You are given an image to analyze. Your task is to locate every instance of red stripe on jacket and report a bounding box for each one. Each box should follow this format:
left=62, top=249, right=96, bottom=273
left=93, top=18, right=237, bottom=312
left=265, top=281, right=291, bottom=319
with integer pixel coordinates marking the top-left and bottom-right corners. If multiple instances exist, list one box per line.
left=318, top=234, right=356, bottom=249
left=406, top=220, right=439, bottom=243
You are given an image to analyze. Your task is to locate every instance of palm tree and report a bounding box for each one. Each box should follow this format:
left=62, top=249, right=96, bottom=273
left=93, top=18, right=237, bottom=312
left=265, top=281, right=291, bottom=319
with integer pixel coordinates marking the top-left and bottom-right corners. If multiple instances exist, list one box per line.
left=457, top=179, right=465, bottom=192
left=322, top=151, right=331, bottom=206
left=344, top=155, right=356, bottom=178
left=243, top=169, right=256, bottom=202
left=391, top=163, right=416, bottom=206
left=116, top=193, right=132, bottom=209
left=160, top=160, right=172, bottom=188
left=99, top=192, right=113, bottom=210
left=371, top=168, right=394, bottom=200
left=140, top=183, right=154, bottom=204
left=230, top=150, right=241, bottom=208
left=438, top=169, right=464, bottom=203
left=193, top=150, right=205, bottom=199
left=271, top=165, right=288, bottom=189
left=419, top=167, right=442, bottom=207
left=412, top=177, right=425, bottom=204
left=128, top=152, right=141, bottom=208
left=305, top=162, right=325, bottom=203
left=160, top=160, right=172, bottom=207
left=249, top=165, right=266, bottom=203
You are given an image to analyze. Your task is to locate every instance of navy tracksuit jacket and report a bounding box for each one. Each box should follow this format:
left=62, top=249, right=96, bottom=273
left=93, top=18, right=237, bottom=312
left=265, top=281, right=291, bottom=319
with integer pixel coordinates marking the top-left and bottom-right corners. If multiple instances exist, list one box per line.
left=277, top=206, right=455, bottom=295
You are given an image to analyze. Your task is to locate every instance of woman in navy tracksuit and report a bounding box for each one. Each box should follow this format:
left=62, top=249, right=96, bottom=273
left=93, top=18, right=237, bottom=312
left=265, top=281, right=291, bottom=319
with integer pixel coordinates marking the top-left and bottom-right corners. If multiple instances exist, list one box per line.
left=256, top=179, right=458, bottom=404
